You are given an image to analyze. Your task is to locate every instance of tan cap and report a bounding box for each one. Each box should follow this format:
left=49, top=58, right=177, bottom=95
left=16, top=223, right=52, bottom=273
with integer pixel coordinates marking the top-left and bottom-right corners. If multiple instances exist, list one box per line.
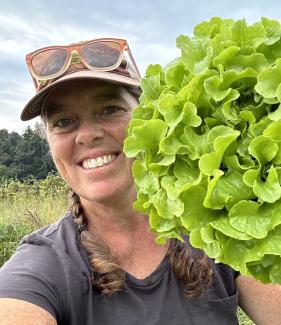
left=21, top=60, right=140, bottom=121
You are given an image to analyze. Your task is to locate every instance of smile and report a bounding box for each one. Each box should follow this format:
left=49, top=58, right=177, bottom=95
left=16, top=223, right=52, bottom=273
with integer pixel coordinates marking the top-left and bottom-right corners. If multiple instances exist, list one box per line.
left=82, top=154, right=118, bottom=169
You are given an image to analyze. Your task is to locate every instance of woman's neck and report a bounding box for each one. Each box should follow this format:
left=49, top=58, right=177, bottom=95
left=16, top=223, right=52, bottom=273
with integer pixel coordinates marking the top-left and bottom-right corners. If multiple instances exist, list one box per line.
left=79, top=195, right=170, bottom=276
left=80, top=196, right=169, bottom=263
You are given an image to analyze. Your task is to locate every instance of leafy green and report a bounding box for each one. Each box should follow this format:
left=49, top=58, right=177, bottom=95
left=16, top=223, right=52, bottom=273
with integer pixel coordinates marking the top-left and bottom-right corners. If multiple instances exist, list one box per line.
left=124, top=17, right=281, bottom=284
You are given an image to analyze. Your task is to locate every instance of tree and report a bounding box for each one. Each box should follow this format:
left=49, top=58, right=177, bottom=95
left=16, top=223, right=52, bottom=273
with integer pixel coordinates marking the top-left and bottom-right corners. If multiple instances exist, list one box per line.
left=0, top=164, right=10, bottom=179
left=0, top=127, right=56, bottom=180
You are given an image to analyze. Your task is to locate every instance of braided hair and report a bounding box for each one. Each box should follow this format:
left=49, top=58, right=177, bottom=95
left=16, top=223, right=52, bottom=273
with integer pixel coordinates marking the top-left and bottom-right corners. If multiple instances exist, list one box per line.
left=70, top=191, right=125, bottom=296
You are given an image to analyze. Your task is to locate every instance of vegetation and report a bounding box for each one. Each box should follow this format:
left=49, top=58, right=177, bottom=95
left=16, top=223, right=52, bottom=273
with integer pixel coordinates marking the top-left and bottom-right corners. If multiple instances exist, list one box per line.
left=238, top=309, right=255, bottom=325
left=0, top=173, right=68, bottom=266
left=0, top=125, right=55, bottom=180
left=124, top=17, right=281, bottom=285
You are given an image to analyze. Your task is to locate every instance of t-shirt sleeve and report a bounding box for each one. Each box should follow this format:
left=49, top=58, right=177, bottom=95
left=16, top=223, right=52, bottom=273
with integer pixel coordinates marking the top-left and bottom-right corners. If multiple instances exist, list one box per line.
left=0, top=234, right=66, bottom=321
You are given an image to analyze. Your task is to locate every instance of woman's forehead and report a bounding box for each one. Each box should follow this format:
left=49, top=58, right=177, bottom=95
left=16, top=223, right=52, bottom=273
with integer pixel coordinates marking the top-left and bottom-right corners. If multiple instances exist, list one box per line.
left=47, top=80, right=123, bottom=100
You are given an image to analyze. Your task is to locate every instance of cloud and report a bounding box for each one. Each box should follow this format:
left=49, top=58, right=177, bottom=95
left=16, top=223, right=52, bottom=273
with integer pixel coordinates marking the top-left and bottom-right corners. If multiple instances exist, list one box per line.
left=0, top=79, right=34, bottom=133
left=0, top=114, right=37, bottom=134
left=2, top=0, right=281, bottom=134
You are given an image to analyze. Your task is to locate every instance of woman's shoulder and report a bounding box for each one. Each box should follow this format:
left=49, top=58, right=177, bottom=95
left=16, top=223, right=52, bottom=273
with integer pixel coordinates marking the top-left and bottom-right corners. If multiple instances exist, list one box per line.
left=25, top=211, right=75, bottom=238
left=15, top=211, right=90, bottom=271
left=21, top=211, right=78, bottom=249
left=0, top=212, right=89, bottom=323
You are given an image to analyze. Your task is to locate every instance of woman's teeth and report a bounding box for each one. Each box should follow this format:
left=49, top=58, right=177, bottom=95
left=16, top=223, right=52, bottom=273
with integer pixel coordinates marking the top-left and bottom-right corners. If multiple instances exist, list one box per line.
left=82, top=154, right=117, bottom=169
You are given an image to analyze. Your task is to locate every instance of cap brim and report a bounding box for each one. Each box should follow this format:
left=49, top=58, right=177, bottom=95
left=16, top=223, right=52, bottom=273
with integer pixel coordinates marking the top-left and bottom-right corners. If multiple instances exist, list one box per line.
left=21, top=70, right=140, bottom=121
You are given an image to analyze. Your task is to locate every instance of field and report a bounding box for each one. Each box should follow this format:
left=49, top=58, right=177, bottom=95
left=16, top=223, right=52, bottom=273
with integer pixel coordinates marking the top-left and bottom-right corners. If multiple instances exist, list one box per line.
left=0, top=173, right=69, bottom=266
left=0, top=174, right=254, bottom=324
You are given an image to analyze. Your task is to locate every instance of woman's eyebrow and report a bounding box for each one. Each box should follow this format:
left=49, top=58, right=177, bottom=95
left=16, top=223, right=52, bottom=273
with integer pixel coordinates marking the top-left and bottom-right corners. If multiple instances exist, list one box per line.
left=93, top=94, right=124, bottom=102
left=45, top=104, right=65, bottom=118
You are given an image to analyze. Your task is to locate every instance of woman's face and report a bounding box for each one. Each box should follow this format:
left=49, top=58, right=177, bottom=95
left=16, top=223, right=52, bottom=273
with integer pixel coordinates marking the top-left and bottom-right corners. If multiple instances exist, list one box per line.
left=44, top=80, right=139, bottom=205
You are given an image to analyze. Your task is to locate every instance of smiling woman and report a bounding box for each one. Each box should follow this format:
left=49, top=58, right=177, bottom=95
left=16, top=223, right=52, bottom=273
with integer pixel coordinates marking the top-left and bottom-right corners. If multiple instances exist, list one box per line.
left=1, top=36, right=281, bottom=325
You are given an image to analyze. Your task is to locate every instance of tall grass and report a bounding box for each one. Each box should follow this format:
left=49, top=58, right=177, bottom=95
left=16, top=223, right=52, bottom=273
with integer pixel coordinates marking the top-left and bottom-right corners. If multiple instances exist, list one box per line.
left=0, top=173, right=69, bottom=266
left=0, top=174, right=255, bottom=324
left=0, top=172, right=68, bottom=224
left=237, top=308, right=255, bottom=325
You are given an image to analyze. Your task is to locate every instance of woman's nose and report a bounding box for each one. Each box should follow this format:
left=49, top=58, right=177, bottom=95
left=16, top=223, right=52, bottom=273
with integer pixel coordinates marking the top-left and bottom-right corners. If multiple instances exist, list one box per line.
left=75, top=119, right=105, bottom=146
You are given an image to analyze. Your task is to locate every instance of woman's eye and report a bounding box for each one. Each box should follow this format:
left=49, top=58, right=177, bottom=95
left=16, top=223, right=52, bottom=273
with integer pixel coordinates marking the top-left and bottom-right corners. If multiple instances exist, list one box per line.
left=102, top=106, right=123, bottom=115
left=55, top=117, right=74, bottom=128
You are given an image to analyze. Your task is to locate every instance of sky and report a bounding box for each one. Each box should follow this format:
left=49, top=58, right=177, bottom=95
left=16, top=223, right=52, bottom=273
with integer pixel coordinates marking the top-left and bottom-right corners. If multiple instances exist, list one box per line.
left=2, top=0, right=281, bottom=133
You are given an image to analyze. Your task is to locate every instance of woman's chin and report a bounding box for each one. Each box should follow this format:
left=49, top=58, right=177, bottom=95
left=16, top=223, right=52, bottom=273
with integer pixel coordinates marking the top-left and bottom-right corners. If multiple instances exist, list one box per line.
left=77, top=182, right=135, bottom=206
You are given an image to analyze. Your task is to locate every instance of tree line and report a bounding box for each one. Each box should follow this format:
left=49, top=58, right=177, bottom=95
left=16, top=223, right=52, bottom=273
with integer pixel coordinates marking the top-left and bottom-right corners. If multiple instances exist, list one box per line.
left=0, top=124, right=56, bottom=180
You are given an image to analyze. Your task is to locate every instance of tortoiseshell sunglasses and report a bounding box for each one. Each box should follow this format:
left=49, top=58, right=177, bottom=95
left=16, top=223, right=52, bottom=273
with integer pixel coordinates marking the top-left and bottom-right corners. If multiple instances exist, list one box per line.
left=26, top=38, right=141, bottom=89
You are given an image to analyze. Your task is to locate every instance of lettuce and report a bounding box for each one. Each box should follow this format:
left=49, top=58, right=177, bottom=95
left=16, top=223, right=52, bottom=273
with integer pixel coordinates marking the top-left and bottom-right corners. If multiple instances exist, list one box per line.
left=124, top=17, right=281, bottom=284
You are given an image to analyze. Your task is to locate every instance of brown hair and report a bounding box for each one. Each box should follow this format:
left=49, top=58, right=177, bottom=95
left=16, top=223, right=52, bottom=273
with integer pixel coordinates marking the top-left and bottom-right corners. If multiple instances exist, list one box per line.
left=70, top=191, right=213, bottom=299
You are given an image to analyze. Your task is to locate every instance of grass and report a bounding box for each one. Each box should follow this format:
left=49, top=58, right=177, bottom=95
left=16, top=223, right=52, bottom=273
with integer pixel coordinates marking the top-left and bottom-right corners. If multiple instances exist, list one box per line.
left=0, top=174, right=68, bottom=266
left=0, top=175, right=256, bottom=324
left=0, top=194, right=68, bottom=226
left=237, top=308, right=255, bottom=325
left=0, top=173, right=68, bottom=225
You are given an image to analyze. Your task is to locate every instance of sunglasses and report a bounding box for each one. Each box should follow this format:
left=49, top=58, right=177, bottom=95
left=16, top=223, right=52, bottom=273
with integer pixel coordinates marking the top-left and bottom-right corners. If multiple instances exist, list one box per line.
left=26, top=38, right=141, bottom=89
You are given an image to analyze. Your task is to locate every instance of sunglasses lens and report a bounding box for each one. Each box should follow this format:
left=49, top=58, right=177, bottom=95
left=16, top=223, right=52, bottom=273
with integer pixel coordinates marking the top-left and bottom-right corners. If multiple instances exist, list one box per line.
left=31, top=48, right=68, bottom=77
left=82, top=41, right=121, bottom=68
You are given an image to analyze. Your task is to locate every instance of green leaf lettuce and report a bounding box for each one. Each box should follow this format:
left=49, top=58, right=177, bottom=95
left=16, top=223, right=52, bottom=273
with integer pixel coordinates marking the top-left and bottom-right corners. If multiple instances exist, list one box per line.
left=124, top=17, right=281, bottom=285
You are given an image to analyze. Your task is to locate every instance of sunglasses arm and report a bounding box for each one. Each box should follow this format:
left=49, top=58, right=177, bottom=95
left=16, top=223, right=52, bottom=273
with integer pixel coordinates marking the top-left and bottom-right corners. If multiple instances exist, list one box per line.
left=30, top=73, right=41, bottom=90
left=127, top=45, right=141, bottom=79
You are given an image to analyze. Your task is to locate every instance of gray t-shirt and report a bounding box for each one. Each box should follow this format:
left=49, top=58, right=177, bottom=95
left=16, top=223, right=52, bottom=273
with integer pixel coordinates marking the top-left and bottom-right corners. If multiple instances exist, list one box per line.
left=0, top=213, right=239, bottom=325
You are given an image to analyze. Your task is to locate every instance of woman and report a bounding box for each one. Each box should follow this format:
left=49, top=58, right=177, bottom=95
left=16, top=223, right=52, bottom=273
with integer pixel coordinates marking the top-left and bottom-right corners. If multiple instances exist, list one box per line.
left=0, top=38, right=281, bottom=325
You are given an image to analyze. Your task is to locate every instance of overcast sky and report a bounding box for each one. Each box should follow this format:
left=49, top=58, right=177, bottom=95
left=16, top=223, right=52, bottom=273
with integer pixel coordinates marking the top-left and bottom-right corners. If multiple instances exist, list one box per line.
left=2, top=0, right=281, bottom=133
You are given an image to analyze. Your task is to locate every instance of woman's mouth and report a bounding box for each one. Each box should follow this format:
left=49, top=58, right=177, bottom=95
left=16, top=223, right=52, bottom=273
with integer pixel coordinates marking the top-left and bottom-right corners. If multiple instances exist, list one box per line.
left=81, top=153, right=119, bottom=170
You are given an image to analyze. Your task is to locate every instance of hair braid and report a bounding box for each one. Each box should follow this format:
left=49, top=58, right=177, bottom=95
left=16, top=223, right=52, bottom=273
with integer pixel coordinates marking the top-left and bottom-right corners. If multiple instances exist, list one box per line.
left=167, top=238, right=213, bottom=299
left=69, top=191, right=125, bottom=297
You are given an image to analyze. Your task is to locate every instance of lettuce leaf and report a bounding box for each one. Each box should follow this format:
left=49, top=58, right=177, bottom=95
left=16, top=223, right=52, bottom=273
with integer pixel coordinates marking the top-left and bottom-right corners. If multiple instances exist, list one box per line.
left=124, top=17, right=281, bottom=285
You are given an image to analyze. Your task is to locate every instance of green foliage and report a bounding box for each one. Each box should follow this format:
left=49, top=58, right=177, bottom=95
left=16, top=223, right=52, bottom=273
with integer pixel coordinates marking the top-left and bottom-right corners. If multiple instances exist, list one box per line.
left=0, top=173, right=69, bottom=267
left=124, top=17, right=281, bottom=285
left=0, top=124, right=55, bottom=180
left=0, top=164, right=9, bottom=179
left=0, top=172, right=68, bottom=200
left=0, top=223, right=32, bottom=266
left=237, top=308, right=255, bottom=325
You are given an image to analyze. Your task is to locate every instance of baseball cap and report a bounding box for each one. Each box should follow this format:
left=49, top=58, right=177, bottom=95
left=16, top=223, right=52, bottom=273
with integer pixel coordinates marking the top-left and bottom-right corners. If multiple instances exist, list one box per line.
left=21, top=38, right=141, bottom=121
